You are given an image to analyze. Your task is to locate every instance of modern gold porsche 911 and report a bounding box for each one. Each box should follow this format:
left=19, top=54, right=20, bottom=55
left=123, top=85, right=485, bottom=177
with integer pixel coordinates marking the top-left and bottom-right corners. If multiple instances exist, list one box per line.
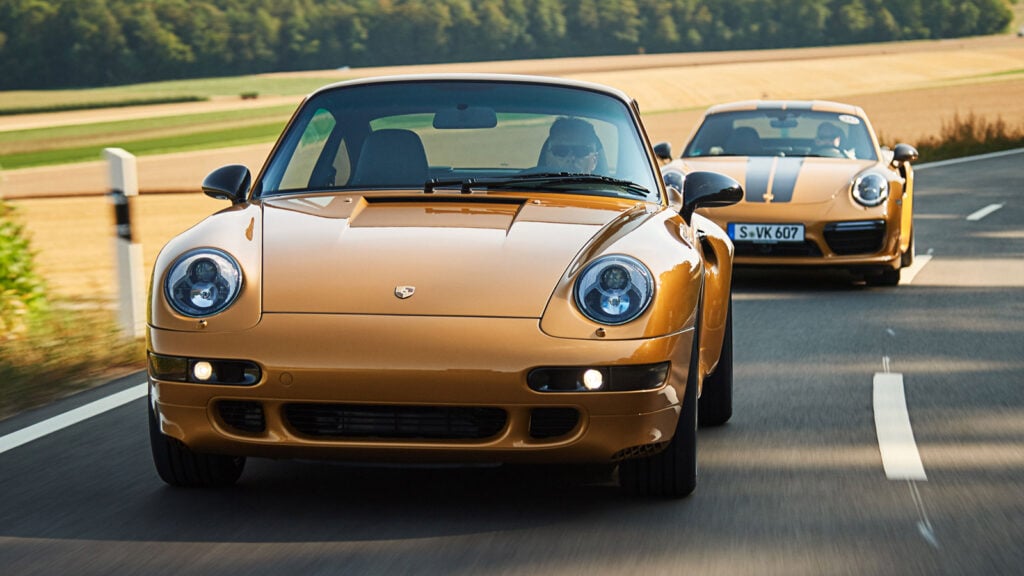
left=656, top=100, right=918, bottom=285
left=147, top=74, right=743, bottom=498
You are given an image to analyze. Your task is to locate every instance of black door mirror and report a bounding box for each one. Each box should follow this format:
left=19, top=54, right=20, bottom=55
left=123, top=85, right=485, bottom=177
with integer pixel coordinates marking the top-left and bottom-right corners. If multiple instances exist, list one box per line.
left=653, top=142, right=673, bottom=162
left=681, top=171, right=743, bottom=221
left=202, top=165, right=251, bottom=204
left=892, top=143, right=919, bottom=165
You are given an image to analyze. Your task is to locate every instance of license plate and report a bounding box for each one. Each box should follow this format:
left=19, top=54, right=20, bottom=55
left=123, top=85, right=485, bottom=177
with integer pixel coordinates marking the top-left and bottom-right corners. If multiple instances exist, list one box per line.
left=728, top=223, right=805, bottom=243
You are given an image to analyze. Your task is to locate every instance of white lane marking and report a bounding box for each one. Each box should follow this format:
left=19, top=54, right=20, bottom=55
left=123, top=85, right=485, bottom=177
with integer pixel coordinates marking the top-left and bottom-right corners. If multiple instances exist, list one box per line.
left=899, top=254, right=933, bottom=285
left=910, top=481, right=940, bottom=549
left=0, top=382, right=147, bottom=455
left=873, top=371, right=927, bottom=481
left=877, top=357, right=938, bottom=546
left=966, top=203, right=1005, bottom=222
left=915, top=147, right=1024, bottom=170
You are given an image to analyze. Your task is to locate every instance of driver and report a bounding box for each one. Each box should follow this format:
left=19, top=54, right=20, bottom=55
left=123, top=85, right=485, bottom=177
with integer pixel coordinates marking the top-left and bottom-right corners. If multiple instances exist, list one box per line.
left=538, top=117, right=604, bottom=174
left=814, top=122, right=854, bottom=158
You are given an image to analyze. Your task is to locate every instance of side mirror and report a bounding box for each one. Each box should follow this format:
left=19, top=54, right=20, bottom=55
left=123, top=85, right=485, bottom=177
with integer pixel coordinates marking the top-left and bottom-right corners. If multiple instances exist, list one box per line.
left=892, top=143, right=918, bottom=165
left=653, top=142, right=673, bottom=162
left=681, top=171, right=743, bottom=221
left=202, top=165, right=251, bottom=204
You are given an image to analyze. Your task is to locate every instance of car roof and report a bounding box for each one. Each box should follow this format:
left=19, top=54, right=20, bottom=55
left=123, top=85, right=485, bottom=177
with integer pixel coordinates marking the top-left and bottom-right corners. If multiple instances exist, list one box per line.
left=704, top=99, right=867, bottom=117
left=307, top=73, right=637, bottom=107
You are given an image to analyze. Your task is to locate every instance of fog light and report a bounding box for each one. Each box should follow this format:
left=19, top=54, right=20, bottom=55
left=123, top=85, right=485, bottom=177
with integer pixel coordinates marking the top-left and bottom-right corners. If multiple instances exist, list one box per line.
left=582, top=369, right=604, bottom=391
left=193, top=361, right=214, bottom=381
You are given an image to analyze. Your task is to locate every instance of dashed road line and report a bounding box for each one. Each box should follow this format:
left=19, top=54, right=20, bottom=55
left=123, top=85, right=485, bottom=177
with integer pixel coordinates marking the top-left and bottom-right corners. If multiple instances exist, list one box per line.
left=874, top=355, right=938, bottom=548
left=873, top=362, right=926, bottom=481
left=966, top=203, right=1005, bottom=222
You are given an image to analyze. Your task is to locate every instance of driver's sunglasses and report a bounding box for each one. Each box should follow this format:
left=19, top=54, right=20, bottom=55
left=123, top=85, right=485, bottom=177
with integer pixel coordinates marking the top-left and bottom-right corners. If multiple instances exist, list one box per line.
left=550, top=144, right=597, bottom=158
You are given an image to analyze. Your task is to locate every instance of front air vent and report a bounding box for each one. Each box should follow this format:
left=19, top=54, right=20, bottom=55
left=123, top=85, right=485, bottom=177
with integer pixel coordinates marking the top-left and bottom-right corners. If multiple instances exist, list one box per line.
left=824, top=220, right=886, bottom=255
left=283, top=403, right=507, bottom=440
left=217, top=400, right=265, bottom=433
left=529, top=408, right=580, bottom=439
left=733, top=241, right=822, bottom=257
left=611, top=441, right=669, bottom=462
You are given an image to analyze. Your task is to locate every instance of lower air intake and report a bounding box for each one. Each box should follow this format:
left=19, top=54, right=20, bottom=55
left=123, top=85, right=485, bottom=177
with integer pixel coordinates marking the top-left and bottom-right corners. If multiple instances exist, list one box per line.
left=284, top=403, right=507, bottom=440
left=529, top=408, right=580, bottom=439
left=217, top=400, right=265, bottom=433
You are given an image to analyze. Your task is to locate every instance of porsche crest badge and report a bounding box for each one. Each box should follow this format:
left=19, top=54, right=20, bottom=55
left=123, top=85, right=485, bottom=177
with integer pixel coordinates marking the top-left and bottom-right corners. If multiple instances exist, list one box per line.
left=395, top=286, right=416, bottom=299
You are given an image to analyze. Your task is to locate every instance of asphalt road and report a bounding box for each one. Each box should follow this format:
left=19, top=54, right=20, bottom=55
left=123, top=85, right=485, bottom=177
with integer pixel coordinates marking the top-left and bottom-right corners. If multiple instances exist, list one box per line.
left=2, top=151, right=1021, bottom=575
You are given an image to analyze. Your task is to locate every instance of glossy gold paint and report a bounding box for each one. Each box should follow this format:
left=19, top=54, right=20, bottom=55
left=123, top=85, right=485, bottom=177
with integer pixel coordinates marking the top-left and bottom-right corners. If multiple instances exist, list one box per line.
left=148, top=75, right=734, bottom=466
left=666, top=100, right=914, bottom=271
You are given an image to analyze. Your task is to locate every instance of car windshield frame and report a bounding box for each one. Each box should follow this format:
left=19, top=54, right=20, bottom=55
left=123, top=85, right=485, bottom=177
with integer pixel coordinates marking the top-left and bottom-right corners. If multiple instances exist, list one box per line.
left=682, top=109, right=879, bottom=161
left=254, top=79, right=662, bottom=203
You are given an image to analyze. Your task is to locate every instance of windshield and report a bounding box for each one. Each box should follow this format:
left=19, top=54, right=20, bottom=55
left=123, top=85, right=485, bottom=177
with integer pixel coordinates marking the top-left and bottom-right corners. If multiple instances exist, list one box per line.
left=256, top=80, right=660, bottom=201
left=683, top=109, right=878, bottom=161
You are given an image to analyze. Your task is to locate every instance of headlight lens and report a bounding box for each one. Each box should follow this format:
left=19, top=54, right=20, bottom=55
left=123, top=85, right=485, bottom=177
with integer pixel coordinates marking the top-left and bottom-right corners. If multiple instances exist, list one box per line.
left=165, top=249, right=243, bottom=317
left=852, top=173, right=889, bottom=206
left=573, top=255, right=653, bottom=325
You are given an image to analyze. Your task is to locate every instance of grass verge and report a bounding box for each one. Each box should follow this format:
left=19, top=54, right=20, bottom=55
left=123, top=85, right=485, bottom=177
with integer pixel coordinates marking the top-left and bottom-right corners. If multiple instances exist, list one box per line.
left=911, top=112, right=1024, bottom=162
left=0, top=303, right=145, bottom=420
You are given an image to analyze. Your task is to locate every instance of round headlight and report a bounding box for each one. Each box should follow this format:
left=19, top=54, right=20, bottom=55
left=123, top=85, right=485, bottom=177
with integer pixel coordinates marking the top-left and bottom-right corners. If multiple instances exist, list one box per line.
left=574, top=255, right=653, bottom=325
left=853, top=173, right=889, bottom=207
left=165, top=249, right=243, bottom=318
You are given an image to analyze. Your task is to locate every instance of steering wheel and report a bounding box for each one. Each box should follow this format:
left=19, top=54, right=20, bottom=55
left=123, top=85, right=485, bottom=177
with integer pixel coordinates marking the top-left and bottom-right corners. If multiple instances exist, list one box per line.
left=811, top=145, right=844, bottom=158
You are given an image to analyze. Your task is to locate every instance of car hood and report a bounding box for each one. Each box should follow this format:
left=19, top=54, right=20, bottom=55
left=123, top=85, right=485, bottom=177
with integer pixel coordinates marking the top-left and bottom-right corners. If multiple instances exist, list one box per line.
left=260, top=193, right=632, bottom=316
left=677, top=157, right=875, bottom=205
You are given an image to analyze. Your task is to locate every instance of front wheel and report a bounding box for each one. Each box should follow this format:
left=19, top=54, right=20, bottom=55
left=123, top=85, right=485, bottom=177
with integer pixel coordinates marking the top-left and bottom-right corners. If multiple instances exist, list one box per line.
left=619, top=319, right=699, bottom=498
left=866, top=267, right=901, bottom=287
left=149, top=398, right=245, bottom=487
left=901, top=230, right=915, bottom=268
left=699, top=297, right=733, bottom=427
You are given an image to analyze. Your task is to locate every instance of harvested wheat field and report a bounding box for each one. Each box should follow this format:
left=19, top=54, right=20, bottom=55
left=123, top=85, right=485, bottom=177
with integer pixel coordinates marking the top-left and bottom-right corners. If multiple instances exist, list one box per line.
left=4, top=35, right=1024, bottom=300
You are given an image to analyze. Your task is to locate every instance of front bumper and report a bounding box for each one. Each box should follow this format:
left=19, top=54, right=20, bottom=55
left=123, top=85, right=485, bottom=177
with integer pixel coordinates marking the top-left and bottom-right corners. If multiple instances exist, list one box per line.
left=149, top=314, right=693, bottom=464
left=704, top=203, right=903, bottom=269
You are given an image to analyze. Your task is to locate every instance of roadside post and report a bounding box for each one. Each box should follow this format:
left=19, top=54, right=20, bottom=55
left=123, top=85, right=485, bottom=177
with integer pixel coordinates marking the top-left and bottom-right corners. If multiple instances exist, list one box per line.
left=105, top=147, right=146, bottom=339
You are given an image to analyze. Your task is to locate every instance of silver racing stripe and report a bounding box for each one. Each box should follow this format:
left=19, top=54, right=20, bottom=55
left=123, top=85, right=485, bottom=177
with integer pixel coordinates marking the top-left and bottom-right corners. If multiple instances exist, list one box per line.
left=769, top=157, right=804, bottom=203
left=744, top=157, right=774, bottom=203
left=744, top=156, right=804, bottom=203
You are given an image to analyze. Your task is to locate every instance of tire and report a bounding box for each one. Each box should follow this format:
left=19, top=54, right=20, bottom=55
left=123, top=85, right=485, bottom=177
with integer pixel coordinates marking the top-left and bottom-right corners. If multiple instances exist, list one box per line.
left=619, top=315, right=699, bottom=498
left=866, top=267, right=901, bottom=287
left=901, top=230, right=915, bottom=268
left=149, top=398, right=245, bottom=487
left=699, top=296, right=733, bottom=427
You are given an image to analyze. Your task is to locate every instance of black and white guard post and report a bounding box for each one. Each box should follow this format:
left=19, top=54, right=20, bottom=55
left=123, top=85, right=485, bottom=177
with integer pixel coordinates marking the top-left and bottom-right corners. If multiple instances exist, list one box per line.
left=105, top=147, right=145, bottom=339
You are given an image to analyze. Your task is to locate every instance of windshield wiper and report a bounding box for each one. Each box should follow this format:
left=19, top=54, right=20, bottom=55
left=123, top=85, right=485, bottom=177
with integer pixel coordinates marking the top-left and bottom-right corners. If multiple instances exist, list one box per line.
left=424, top=173, right=651, bottom=199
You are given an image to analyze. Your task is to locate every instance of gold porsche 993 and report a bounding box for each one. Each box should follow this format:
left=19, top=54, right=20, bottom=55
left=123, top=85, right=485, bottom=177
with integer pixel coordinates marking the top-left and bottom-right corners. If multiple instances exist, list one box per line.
left=657, top=100, right=918, bottom=285
left=147, top=75, right=742, bottom=498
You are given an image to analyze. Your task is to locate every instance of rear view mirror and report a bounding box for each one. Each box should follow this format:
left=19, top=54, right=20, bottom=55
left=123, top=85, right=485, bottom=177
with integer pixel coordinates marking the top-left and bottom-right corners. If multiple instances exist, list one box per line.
left=433, top=105, right=498, bottom=129
left=770, top=118, right=798, bottom=129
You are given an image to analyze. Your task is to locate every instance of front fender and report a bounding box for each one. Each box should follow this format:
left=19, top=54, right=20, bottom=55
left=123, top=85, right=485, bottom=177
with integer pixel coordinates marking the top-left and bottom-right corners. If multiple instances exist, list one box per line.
left=149, top=203, right=263, bottom=333
left=692, top=213, right=734, bottom=381
left=541, top=207, right=702, bottom=341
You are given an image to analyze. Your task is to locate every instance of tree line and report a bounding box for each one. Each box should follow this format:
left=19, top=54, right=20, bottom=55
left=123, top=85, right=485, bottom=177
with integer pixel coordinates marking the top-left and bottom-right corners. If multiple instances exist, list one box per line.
left=0, top=0, right=1014, bottom=90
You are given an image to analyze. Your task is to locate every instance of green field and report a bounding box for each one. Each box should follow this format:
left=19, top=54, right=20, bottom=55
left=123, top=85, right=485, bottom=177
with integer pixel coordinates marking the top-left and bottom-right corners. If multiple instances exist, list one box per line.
left=0, top=75, right=343, bottom=112
left=0, top=74, right=345, bottom=169
left=0, top=105, right=296, bottom=169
